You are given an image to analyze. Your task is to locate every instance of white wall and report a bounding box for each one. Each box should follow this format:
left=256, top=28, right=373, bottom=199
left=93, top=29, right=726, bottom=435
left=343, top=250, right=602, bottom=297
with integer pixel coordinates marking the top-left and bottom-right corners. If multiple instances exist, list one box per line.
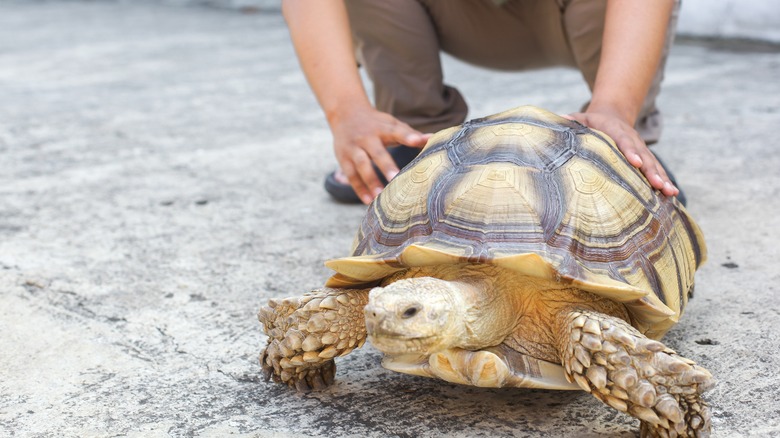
left=677, top=0, right=780, bottom=43
left=126, top=0, right=281, bottom=11
left=132, top=0, right=780, bottom=43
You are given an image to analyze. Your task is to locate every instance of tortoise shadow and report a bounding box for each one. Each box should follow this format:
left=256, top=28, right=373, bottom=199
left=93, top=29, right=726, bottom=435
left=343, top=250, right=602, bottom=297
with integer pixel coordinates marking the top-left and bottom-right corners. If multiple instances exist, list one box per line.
left=249, top=350, right=638, bottom=437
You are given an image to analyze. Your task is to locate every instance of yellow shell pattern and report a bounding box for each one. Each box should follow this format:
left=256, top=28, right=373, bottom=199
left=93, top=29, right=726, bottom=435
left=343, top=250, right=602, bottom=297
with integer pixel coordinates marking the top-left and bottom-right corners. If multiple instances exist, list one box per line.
left=326, top=106, right=707, bottom=339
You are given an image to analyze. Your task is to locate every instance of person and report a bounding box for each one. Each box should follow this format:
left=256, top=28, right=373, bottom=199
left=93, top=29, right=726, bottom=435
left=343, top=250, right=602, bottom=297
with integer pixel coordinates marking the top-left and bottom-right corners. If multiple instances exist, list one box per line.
left=281, top=0, right=681, bottom=205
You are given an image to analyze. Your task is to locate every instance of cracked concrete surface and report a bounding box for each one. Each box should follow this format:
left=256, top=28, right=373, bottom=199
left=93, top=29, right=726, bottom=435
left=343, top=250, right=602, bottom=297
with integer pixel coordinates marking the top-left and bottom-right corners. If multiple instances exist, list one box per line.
left=1, top=1, right=779, bottom=437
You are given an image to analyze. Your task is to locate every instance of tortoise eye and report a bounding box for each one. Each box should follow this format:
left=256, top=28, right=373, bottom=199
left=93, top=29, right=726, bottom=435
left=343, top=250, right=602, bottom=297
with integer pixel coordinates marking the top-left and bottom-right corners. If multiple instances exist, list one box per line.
left=401, top=306, right=419, bottom=319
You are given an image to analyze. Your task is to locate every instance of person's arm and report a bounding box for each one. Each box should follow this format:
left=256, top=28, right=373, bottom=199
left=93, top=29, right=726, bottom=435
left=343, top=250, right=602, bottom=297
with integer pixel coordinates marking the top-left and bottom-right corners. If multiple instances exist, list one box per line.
left=568, top=0, right=678, bottom=196
left=282, top=0, right=429, bottom=204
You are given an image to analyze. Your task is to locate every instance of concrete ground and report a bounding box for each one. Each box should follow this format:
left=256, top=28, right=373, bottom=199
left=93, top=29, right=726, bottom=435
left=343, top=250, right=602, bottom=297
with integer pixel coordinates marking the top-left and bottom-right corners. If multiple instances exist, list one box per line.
left=1, top=1, right=779, bottom=437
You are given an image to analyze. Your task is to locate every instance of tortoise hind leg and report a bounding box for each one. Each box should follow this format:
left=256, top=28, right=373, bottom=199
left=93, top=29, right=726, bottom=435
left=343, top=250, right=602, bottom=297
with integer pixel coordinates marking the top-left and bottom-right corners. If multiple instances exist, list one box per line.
left=556, top=309, right=714, bottom=438
left=258, top=287, right=369, bottom=391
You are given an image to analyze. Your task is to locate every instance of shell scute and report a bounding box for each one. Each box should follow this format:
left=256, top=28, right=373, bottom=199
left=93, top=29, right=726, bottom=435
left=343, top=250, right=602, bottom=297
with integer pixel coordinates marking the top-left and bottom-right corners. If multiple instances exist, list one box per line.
left=326, top=106, right=706, bottom=337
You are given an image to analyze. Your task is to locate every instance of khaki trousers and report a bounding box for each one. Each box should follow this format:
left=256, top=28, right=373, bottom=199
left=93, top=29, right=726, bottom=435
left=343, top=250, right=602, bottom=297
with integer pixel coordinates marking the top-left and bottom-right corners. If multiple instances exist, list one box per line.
left=344, top=0, right=680, bottom=144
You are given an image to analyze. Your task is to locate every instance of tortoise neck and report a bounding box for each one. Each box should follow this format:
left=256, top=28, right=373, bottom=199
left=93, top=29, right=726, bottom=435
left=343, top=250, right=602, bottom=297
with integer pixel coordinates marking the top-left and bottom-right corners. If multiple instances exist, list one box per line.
left=458, top=276, right=528, bottom=349
left=421, top=265, right=531, bottom=350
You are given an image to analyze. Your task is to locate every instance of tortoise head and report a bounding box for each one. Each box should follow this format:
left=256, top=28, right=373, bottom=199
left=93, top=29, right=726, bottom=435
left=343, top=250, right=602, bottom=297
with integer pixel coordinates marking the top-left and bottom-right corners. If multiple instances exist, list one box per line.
left=364, top=277, right=470, bottom=355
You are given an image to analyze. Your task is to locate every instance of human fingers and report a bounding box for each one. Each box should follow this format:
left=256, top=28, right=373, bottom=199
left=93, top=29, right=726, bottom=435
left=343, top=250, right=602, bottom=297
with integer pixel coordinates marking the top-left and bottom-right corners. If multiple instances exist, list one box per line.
left=339, top=159, right=373, bottom=205
left=362, top=137, right=400, bottom=183
left=407, top=133, right=433, bottom=148
left=613, top=136, right=680, bottom=196
left=570, top=111, right=678, bottom=196
left=570, top=112, right=644, bottom=169
left=610, top=126, right=647, bottom=171
left=350, top=148, right=384, bottom=203
left=383, top=117, right=430, bottom=148
left=642, top=150, right=680, bottom=196
left=333, top=124, right=387, bottom=202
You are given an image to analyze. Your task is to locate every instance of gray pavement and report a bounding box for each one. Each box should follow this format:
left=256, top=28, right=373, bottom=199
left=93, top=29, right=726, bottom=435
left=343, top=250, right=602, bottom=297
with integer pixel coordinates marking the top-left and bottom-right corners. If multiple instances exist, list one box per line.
left=1, top=1, right=779, bottom=437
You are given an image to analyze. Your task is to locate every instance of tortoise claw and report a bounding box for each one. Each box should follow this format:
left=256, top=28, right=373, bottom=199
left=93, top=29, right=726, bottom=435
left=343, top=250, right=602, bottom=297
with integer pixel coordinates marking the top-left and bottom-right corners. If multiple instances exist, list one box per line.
left=261, top=365, right=272, bottom=382
left=294, top=377, right=312, bottom=393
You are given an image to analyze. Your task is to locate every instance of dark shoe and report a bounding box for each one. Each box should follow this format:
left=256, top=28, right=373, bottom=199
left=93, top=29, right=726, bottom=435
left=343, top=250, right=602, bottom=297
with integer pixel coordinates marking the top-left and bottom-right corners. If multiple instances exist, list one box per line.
left=324, top=145, right=421, bottom=203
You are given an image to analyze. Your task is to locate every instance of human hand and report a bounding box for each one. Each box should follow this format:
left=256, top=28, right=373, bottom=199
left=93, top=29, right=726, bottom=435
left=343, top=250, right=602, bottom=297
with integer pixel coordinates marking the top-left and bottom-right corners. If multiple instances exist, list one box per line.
left=329, top=105, right=431, bottom=204
left=565, top=109, right=679, bottom=197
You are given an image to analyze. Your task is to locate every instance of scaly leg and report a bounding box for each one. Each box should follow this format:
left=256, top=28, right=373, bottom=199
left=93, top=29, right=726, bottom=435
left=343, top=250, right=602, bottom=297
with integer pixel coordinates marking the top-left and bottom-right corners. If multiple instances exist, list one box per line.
left=556, top=309, right=714, bottom=438
left=258, top=287, right=369, bottom=391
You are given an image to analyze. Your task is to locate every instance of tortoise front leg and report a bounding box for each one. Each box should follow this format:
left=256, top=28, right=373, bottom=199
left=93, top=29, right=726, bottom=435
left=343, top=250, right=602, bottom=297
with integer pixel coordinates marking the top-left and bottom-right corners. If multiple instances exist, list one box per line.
left=258, top=287, right=370, bottom=391
left=555, top=309, right=714, bottom=438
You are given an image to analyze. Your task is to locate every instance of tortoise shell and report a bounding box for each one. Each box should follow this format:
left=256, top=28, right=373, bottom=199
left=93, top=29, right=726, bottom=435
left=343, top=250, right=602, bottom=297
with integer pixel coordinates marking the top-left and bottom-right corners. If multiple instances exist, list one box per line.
left=325, top=106, right=706, bottom=339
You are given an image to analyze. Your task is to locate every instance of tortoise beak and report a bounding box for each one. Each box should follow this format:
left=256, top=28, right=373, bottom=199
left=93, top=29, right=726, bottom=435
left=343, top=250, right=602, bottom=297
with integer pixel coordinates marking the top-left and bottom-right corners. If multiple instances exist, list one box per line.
left=365, top=303, right=423, bottom=334
left=364, top=304, right=390, bottom=337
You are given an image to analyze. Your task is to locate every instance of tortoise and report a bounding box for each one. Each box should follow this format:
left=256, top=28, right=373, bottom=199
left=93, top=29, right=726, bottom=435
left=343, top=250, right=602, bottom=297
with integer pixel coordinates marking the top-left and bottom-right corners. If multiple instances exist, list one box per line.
left=259, top=106, right=712, bottom=437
